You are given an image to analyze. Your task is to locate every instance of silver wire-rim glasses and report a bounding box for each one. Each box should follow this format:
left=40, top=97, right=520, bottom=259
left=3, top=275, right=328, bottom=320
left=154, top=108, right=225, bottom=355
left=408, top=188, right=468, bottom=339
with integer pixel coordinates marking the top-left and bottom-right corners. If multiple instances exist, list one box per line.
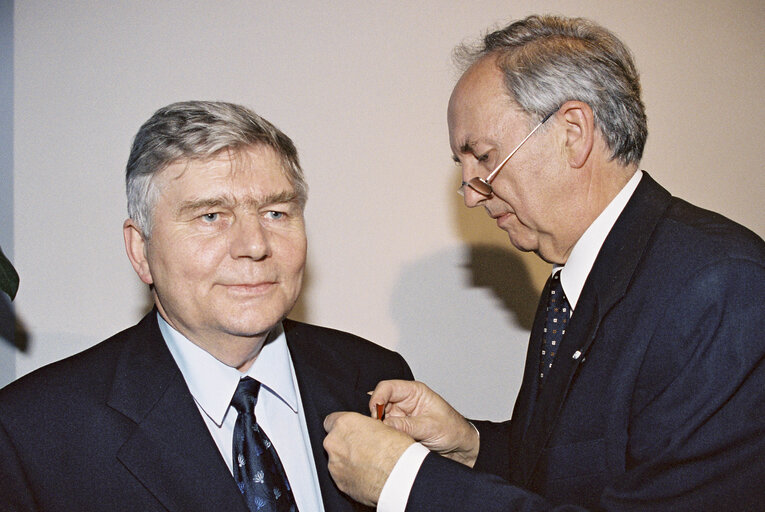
left=458, top=110, right=556, bottom=197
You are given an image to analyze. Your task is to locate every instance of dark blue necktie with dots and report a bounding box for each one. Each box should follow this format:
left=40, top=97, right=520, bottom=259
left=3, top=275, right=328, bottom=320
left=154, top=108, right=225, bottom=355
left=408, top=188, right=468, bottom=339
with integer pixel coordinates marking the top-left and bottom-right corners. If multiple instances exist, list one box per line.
left=231, top=377, right=298, bottom=512
left=539, top=272, right=570, bottom=383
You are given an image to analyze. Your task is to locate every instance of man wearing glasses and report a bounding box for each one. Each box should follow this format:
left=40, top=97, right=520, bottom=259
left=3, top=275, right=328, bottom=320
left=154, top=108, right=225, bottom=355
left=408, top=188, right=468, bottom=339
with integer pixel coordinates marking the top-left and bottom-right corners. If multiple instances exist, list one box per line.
left=324, top=14, right=765, bottom=511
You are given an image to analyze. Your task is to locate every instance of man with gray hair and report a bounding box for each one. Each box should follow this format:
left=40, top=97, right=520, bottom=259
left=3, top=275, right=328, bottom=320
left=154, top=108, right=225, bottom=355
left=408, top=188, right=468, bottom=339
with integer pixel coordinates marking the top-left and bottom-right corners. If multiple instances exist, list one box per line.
left=324, top=15, right=765, bottom=510
left=0, top=101, right=412, bottom=512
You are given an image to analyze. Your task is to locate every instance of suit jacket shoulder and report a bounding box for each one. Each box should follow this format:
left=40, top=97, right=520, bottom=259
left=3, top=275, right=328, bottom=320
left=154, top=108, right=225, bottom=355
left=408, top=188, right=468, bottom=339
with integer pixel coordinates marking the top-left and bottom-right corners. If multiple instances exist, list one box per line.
left=284, top=319, right=412, bottom=386
left=0, top=312, right=248, bottom=512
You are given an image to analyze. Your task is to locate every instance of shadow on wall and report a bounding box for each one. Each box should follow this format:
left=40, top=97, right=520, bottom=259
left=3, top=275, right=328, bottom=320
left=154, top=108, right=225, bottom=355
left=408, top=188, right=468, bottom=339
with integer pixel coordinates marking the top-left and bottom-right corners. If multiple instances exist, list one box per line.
left=467, top=244, right=539, bottom=331
left=135, top=286, right=158, bottom=320
left=389, top=243, right=541, bottom=420
left=0, top=294, right=28, bottom=352
left=0, top=283, right=155, bottom=358
left=387, top=184, right=551, bottom=420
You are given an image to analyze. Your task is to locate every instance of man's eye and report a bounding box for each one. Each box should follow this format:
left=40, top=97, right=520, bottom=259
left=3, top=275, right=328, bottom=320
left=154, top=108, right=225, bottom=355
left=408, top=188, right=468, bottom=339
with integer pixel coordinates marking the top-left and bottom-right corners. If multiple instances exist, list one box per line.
left=201, top=213, right=219, bottom=222
left=267, top=211, right=284, bottom=220
left=477, top=153, right=489, bottom=162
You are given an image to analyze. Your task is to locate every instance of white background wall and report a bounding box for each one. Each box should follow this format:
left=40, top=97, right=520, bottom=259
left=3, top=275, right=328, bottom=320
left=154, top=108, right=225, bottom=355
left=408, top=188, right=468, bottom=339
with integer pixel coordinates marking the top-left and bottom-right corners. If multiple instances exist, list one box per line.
left=4, top=0, right=763, bottom=421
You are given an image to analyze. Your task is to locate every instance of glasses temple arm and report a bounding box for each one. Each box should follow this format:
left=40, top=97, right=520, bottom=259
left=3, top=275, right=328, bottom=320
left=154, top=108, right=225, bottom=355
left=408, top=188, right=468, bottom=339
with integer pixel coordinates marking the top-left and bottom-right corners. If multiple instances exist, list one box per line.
left=484, top=110, right=557, bottom=184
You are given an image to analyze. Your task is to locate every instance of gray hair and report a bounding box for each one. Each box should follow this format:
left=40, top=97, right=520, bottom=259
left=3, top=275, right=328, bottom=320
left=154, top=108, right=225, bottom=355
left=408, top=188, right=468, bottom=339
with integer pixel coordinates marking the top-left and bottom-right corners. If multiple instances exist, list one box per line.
left=126, top=101, right=307, bottom=237
left=455, top=15, right=647, bottom=166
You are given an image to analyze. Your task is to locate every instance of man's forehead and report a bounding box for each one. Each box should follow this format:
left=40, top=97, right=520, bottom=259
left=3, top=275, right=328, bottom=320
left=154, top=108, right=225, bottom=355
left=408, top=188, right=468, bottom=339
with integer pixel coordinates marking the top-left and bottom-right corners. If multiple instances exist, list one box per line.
left=448, top=104, right=509, bottom=155
left=154, top=148, right=299, bottom=205
left=156, top=147, right=291, bottom=188
left=449, top=77, right=528, bottom=152
left=450, top=56, right=503, bottom=101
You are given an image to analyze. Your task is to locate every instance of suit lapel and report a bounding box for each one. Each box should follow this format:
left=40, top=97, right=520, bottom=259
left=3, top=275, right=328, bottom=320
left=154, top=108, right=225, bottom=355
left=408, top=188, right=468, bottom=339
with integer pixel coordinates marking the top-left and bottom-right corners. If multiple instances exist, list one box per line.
left=285, top=320, right=372, bottom=512
left=108, top=312, right=248, bottom=512
left=517, top=173, right=672, bottom=484
left=508, top=279, right=549, bottom=478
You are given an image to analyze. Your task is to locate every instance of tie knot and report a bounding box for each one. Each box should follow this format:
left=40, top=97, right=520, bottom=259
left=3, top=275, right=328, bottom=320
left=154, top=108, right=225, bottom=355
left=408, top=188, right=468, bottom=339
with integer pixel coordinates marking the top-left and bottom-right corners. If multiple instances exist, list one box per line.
left=230, top=377, right=261, bottom=414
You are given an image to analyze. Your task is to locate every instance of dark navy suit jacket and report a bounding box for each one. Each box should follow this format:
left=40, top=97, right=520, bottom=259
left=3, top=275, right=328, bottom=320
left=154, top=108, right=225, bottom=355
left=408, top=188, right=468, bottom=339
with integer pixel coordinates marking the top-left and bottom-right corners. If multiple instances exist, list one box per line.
left=0, top=314, right=413, bottom=511
left=407, top=173, right=765, bottom=511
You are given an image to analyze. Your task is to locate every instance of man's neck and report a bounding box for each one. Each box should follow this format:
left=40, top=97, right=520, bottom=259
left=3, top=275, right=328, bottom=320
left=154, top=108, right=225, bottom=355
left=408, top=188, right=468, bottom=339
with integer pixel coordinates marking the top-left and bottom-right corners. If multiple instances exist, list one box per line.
left=549, top=162, right=638, bottom=265
left=154, top=306, right=272, bottom=371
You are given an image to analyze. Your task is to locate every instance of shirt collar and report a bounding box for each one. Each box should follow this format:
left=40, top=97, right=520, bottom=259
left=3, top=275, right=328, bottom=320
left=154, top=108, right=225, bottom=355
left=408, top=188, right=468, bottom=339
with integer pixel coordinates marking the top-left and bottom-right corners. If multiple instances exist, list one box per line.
left=558, top=170, right=643, bottom=310
left=158, top=314, right=298, bottom=427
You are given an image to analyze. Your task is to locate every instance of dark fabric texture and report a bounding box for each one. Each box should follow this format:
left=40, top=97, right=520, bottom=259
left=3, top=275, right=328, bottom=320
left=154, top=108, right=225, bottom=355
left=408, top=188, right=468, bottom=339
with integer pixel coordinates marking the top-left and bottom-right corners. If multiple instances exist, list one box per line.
left=0, top=315, right=413, bottom=512
left=406, top=173, right=765, bottom=511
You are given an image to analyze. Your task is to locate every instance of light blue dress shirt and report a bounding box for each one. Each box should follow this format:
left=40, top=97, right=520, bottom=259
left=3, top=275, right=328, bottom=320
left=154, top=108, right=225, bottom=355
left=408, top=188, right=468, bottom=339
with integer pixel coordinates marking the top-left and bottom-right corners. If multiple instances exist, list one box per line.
left=159, top=315, right=325, bottom=511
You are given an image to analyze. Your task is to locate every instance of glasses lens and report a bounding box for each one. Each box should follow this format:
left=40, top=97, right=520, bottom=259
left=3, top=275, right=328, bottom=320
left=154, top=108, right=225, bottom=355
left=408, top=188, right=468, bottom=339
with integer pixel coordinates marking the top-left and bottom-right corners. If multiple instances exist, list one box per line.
left=468, top=177, right=492, bottom=196
left=458, top=178, right=493, bottom=197
left=457, top=177, right=494, bottom=197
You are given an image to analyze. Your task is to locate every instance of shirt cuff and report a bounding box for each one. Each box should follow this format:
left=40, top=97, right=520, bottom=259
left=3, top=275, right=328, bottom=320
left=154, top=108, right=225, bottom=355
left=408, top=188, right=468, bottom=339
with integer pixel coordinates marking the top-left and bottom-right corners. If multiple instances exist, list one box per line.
left=377, top=442, right=430, bottom=512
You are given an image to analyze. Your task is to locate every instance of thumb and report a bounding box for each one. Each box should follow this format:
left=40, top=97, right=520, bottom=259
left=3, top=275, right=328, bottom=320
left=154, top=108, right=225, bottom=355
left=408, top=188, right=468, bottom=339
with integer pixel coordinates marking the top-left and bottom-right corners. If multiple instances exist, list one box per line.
left=383, top=414, right=426, bottom=439
left=323, top=411, right=344, bottom=433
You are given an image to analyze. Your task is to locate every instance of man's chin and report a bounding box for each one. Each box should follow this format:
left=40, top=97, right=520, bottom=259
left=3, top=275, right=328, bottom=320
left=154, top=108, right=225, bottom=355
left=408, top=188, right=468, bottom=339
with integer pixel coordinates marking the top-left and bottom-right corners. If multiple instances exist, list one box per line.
left=506, top=233, right=536, bottom=254
left=223, top=322, right=280, bottom=340
left=222, top=311, right=291, bottom=339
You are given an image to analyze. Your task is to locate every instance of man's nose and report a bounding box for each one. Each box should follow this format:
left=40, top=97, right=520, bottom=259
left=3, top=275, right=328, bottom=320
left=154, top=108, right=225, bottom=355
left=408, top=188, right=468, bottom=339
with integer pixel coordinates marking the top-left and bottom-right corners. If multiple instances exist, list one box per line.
left=461, top=163, right=490, bottom=208
left=229, top=215, right=271, bottom=260
left=461, top=184, right=488, bottom=208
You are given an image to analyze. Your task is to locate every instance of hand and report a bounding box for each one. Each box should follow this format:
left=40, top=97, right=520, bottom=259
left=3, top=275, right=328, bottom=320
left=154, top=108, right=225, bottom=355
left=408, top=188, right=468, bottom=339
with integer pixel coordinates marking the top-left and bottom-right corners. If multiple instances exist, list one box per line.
left=370, top=380, right=479, bottom=467
left=323, top=411, right=415, bottom=506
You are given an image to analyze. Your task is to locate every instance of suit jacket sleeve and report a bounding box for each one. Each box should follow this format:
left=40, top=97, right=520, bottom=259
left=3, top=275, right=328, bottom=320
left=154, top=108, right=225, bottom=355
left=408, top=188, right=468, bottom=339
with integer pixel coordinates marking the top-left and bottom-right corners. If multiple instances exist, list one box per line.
left=470, top=419, right=513, bottom=481
left=405, top=257, right=765, bottom=511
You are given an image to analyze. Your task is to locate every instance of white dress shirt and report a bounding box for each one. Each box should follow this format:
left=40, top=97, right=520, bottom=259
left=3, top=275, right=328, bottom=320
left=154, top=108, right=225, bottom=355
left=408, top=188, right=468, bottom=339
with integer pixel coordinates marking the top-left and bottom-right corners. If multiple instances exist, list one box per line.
left=159, top=315, right=325, bottom=511
left=377, top=171, right=644, bottom=511
left=557, top=170, right=643, bottom=311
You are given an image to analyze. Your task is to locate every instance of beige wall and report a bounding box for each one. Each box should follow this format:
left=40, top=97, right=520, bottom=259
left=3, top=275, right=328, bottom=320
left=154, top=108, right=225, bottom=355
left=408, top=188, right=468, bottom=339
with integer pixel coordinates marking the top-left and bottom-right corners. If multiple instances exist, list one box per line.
left=6, top=1, right=764, bottom=420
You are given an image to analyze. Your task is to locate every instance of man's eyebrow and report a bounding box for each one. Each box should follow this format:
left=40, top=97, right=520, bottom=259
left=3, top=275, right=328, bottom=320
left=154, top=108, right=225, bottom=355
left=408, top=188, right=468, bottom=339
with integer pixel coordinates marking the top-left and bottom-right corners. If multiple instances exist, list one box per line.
left=243, top=190, right=302, bottom=211
left=175, top=197, right=232, bottom=216
left=452, top=139, right=476, bottom=163
left=255, top=190, right=299, bottom=206
left=175, top=191, right=301, bottom=216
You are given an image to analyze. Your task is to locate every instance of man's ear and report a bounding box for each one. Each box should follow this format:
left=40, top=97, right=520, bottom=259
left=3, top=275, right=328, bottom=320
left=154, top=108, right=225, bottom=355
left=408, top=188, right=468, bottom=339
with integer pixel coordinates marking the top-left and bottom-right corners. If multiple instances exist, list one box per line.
left=123, top=219, right=153, bottom=285
left=559, top=100, right=595, bottom=169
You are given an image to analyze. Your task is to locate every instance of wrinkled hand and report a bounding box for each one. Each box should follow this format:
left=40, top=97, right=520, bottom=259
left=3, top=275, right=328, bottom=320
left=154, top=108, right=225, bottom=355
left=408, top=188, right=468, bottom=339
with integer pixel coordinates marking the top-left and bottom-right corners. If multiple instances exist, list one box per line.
left=323, top=411, right=415, bottom=506
left=370, top=380, right=479, bottom=467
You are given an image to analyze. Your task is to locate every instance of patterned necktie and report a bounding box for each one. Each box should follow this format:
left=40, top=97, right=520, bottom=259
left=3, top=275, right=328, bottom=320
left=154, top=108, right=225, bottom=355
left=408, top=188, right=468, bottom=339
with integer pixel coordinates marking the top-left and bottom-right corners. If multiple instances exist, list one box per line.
left=230, top=377, right=298, bottom=512
left=539, top=272, right=570, bottom=382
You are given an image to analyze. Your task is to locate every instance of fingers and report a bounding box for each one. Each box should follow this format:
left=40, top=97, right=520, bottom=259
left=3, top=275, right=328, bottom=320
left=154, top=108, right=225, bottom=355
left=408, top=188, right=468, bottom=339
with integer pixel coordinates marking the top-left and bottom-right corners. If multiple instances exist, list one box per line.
left=324, top=411, right=370, bottom=434
left=382, top=414, right=419, bottom=437
left=368, top=380, right=434, bottom=416
left=367, top=380, right=401, bottom=415
left=322, top=410, right=416, bottom=507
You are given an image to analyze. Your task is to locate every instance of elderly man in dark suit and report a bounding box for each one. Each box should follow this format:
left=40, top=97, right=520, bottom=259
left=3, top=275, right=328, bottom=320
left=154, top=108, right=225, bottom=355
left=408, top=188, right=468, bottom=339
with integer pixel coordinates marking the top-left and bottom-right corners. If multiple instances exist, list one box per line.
left=323, top=15, right=765, bottom=511
left=0, top=101, right=412, bottom=512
